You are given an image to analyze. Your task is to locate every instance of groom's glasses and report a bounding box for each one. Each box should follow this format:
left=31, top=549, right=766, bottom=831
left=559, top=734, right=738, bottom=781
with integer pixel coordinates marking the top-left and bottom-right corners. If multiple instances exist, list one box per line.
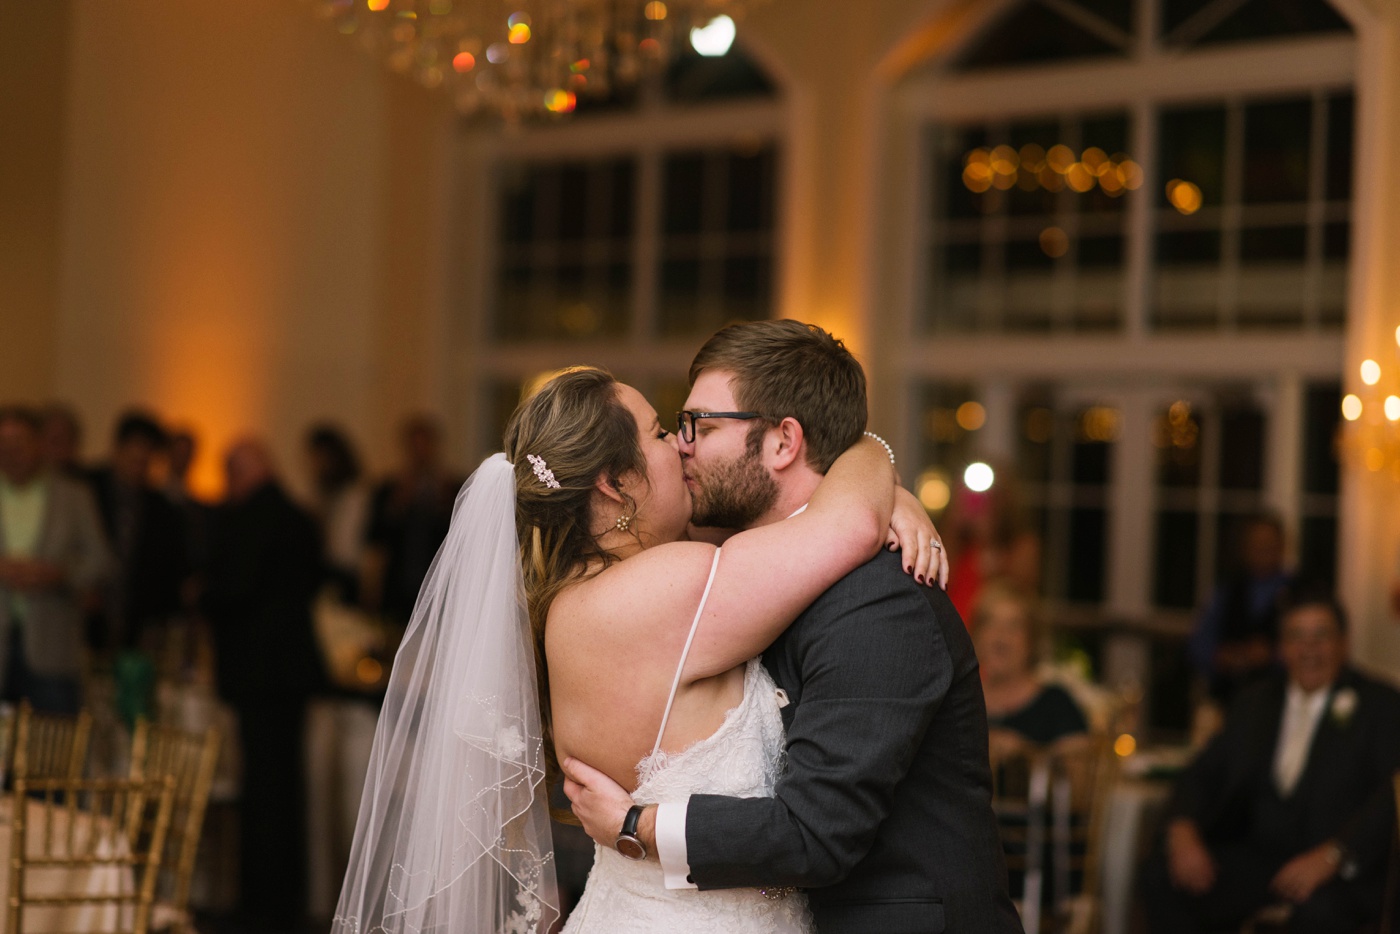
left=676, top=410, right=766, bottom=444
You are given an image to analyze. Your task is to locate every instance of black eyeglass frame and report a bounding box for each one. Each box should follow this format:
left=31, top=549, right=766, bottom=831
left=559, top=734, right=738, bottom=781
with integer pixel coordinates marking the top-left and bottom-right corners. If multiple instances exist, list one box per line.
left=675, top=410, right=770, bottom=443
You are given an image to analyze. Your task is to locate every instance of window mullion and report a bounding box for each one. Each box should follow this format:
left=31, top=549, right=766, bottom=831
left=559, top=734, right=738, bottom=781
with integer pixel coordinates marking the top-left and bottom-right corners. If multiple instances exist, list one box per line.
left=1125, top=100, right=1157, bottom=338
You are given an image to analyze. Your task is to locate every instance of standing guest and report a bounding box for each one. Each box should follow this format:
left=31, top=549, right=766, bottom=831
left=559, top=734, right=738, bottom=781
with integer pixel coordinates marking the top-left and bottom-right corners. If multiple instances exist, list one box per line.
left=1142, top=585, right=1400, bottom=934
left=364, top=415, right=460, bottom=625
left=202, top=439, right=325, bottom=929
left=0, top=406, right=111, bottom=714
left=88, top=411, right=188, bottom=652
left=1189, top=512, right=1293, bottom=704
left=976, top=581, right=1089, bottom=759
left=39, top=403, right=91, bottom=482
left=301, top=423, right=378, bottom=921
left=305, top=424, right=372, bottom=605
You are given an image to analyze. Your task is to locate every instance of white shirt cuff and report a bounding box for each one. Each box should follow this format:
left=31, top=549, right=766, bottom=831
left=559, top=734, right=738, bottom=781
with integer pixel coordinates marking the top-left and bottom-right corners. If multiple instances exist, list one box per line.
left=655, top=799, right=696, bottom=889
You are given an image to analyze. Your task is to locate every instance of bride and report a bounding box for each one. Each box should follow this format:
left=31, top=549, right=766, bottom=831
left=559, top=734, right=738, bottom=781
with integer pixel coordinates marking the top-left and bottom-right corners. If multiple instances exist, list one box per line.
left=332, top=366, right=942, bottom=934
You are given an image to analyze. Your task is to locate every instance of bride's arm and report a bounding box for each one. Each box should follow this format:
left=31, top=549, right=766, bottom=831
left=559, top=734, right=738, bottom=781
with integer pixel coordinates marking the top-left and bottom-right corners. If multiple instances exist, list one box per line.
left=673, top=435, right=894, bottom=681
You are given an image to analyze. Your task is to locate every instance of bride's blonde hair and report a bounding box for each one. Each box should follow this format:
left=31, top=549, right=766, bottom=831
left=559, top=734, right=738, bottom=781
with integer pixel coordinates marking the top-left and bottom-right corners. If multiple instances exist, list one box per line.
left=503, top=367, right=645, bottom=820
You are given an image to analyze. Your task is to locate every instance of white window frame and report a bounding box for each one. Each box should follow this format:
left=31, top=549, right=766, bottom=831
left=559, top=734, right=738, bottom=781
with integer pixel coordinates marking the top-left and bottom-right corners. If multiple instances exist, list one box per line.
left=889, top=4, right=1354, bottom=626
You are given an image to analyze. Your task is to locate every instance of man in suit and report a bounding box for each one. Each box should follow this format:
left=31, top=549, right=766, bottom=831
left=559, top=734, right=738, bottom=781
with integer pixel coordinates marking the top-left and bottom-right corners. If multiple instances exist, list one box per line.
left=88, top=410, right=189, bottom=652
left=0, top=406, right=112, bottom=714
left=1143, top=586, right=1400, bottom=934
left=564, top=320, right=1021, bottom=934
left=202, top=438, right=327, bottom=929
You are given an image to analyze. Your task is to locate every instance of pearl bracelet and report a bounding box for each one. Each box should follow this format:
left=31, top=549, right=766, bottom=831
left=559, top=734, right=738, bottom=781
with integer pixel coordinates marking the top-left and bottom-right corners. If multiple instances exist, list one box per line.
left=863, top=431, right=895, bottom=466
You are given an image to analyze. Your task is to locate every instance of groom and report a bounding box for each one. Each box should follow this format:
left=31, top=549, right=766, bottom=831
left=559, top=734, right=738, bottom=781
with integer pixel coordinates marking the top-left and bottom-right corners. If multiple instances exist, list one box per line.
left=564, top=320, right=1020, bottom=933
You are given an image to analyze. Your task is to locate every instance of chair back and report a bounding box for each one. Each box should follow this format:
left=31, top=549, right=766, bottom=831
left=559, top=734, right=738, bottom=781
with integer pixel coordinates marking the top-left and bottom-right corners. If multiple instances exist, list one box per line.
left=128, top=719, right=221, bottom=928
left=11, top=701, right=92, bottom=782
left=990, top=747, right=1051, bottom=934
left=990, top=735, right=1120, bottom=934
left=1045, top=734, right=1119, bottom=929
left=6, top=774, right=176, bottom=934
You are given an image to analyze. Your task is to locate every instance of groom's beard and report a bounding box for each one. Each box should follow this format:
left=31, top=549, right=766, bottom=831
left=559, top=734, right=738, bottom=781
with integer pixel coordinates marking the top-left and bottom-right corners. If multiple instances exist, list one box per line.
left=687, top=444, right=779, bottom=529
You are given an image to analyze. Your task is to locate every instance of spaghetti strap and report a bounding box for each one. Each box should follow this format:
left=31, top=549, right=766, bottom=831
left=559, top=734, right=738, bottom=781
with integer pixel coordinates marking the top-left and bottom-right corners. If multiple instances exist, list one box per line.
left=651, top=548, right=722, bottom=757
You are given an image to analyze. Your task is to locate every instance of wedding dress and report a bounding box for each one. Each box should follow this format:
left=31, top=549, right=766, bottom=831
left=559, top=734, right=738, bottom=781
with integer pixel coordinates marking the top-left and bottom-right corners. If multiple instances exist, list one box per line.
left=561, top=551, right=814, bottom=934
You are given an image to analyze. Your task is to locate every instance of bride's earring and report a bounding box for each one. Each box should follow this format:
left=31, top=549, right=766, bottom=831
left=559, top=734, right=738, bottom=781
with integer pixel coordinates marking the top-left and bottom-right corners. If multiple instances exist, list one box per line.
left=615, top=513, right=633, bottom=533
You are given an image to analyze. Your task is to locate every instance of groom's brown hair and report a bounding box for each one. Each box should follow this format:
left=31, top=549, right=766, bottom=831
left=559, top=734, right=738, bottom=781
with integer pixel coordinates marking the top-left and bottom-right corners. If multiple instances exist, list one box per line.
left=689, top=319, right=867, bottom=473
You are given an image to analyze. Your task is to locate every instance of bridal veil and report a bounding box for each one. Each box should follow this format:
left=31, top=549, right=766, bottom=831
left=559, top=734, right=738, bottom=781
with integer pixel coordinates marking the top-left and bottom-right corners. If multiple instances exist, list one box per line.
left=333, top=453, right=559, bottom=933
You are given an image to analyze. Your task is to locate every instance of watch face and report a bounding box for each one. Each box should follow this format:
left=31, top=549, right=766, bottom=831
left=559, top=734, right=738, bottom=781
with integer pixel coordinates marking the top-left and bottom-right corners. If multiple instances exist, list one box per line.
left=616, top=836, right=646, bottom=861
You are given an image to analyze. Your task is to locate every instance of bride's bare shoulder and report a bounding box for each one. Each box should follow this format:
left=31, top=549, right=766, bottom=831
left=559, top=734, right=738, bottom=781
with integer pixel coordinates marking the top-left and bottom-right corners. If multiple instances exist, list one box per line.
left=548, top=541, right=721, bottom=653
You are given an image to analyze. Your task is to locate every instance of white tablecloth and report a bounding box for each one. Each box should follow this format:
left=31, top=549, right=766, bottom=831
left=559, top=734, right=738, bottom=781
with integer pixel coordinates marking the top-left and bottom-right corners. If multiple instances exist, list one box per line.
left=0, top=795, right=134, bottom=933
left=1099, top=778, right=1173, bottom=934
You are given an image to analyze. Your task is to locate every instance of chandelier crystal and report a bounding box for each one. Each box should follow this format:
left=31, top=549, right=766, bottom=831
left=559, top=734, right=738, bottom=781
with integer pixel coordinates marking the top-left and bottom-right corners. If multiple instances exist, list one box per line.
left=311, top=0, right=756, bottom=120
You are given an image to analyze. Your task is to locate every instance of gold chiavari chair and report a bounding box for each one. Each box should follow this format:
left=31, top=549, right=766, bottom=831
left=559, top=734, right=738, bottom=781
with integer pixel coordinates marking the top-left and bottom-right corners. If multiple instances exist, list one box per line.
left=7, top=774, right=176, bottom=934
left=990, top=747, right=1050, bottom=934
left=11, top=701, right=92, bottom=782
left=128, top=720, right=221, bottom=933
left=1045, top=734, right=1119, bottom=934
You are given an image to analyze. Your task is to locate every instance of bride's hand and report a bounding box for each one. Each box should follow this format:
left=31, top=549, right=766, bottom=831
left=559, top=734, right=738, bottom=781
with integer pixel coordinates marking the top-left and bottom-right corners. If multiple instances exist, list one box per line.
left=887, top=487, right=948, bottom=588
left=562, top=757, right=638, bottom=849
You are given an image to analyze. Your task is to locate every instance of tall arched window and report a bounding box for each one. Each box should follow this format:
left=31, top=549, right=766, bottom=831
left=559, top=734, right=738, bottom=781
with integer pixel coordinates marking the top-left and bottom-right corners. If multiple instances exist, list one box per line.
left=891, top=0, right=1350, bottom=632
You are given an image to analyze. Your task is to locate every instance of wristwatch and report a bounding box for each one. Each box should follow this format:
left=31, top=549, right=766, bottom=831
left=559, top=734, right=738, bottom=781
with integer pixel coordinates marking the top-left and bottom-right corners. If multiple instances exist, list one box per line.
left=615, top=805, right=647, bottom=861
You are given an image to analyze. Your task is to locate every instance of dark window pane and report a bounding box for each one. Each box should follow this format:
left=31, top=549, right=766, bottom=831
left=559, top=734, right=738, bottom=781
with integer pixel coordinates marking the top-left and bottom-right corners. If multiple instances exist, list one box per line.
left=1298, top=515, right=1337, bottom=587
left=1157, top=229, right=1221, bottom=265
left=727, top=148, right=776, bottom=232
left=1181, top=0, right=1351, bottom=47
left=607, top=161, right=635, bottom=238
left=1218, top=407, right=1266, bottom=489
left=1007, top=238, right=1056, bottom=270
left=663, top=152, right=706, bottom=235
left=1159, top=106, right=1226, bottom=207
left=1067, top=507, right=1107, bottom=602
left=1016, top=401, right=1055, bottom=484
left=1302, top=383, right=1341, bottom=495
left=1323, top=221, right=1350, bottom=260
left=500, top=166, right=537, bottom=243
left=494, top=262, right=538, bottom=339
left=1154, top=510, right=1199, bottom=608
left=942, top=241, right=983, bottom=276
left=1080, top=235, right=1123, bottom=267
left=1239, top=225, right=1308, bottom=262
left=1326, top=93, right=1355, bottom=201
left=558, top=164, right=590, bottom=241
left=1243, top=99, right=1312, bottom=204
left=1157, top=406, right=1205, bottom=488
left=722, top=253, right=771, bottom=316
left=664, top=44, right=777, bottom=103
left=1072, top=438, right=1111, bottom=485
left=956, top=2, right=1125, bottom=70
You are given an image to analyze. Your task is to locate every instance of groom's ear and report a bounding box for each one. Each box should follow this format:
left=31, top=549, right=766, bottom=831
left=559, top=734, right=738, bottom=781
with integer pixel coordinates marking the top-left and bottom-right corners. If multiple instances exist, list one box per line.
left=768, top=417, right=806, bottom=471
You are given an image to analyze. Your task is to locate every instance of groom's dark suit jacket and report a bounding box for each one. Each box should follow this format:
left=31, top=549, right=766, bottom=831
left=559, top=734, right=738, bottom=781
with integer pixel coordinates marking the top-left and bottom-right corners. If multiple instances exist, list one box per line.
left=686, top=550, right=1021, bottom=934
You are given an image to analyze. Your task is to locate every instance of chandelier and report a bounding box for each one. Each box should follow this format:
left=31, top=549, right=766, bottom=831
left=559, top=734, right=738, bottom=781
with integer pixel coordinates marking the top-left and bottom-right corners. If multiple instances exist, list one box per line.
left=310, top=0, right=756, bottom=120
left=1341, top=335, right=1400, bottom=482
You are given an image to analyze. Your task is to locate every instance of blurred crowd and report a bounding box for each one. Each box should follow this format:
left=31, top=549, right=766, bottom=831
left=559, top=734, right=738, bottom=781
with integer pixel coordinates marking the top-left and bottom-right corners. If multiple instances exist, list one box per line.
left=0, top=402, right=462, bottom=930
left=946, top=472, right=1400, bottom=933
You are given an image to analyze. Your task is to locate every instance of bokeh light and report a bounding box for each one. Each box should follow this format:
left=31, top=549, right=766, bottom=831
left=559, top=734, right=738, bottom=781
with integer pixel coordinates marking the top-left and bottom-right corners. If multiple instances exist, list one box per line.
left=964, top=462, right=995, bottom=493
left=644, top=1, right=668, bottom=20
left=1166, top=179, right=1203, bottom=215
left=544, top=89, right=577, bottom=114
left=367, top=0, right=390, bottom=10
left=1341, top=394, right=1363, bottom=421
left=1039, top=226, right=1069, bottom=258
left=452, top=51, right=476, bottom=72
left=916, top=470, right=952, bottom=511
left=508, top=22, right=531, bottom=44
left=1385, top=396, right=1400, bottom=422
left=1360, top=359, right=1381, bottom=385
left=690, top=14, right=736, bottom=56
left=1114, top=734, right=1137, bottom=757
left=955, top=401, right=987, bottom=431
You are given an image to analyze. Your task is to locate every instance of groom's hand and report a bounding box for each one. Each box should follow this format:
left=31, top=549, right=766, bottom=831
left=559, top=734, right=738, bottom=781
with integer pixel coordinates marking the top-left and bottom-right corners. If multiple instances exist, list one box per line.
left=562, top=757, right=655, bottom=854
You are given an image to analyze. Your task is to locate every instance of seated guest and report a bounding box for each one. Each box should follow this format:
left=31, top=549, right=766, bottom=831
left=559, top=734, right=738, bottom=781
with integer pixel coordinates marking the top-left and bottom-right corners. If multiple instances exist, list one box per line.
left=976, top=581, right=1089, bottom=759
left=1188, top=512, right=1293, bottom=704
left=1142, top=585, right=1400, bottom=934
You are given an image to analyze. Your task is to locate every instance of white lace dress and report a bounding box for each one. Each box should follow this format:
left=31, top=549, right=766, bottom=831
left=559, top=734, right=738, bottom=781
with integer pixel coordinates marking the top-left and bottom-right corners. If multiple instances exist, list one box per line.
left=561, top=551, right=813, bottom=934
